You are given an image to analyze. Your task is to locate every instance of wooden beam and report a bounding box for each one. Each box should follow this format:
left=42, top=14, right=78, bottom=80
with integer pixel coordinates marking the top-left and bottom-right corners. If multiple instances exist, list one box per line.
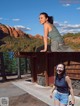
left=30, top=56, right=37, bottom=83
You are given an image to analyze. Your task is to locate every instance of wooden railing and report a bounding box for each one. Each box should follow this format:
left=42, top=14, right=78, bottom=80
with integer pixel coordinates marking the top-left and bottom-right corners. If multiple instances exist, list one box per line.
left=15, top=52, right=80, bottom=85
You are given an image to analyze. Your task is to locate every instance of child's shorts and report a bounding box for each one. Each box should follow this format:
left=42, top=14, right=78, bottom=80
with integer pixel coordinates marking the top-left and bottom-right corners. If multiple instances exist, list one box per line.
left=54, top=91, right=69, bottom=105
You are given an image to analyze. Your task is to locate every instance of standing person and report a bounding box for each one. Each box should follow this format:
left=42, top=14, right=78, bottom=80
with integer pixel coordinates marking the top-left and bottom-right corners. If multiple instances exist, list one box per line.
left=37, top=12, right=73, bottom=52
left=50, top=64, right=75, bottom=106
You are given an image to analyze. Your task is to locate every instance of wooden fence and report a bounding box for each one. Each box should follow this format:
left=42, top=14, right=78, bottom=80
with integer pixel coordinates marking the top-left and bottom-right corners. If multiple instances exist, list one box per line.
left=65, top=61, right=80, bottom=79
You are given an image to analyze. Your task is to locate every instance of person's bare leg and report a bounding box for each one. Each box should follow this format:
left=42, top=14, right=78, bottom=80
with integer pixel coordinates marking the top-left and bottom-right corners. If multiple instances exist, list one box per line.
left=54, top=99, right=60, bottom=106
left=60, top=103, right=67, bottom=106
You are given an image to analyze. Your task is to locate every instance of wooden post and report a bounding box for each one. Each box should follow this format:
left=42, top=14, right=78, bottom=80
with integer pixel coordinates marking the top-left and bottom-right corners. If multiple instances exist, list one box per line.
left=0, top=52, right=6, bottom=81
left=44, top=53, right=49, bottom=86
left=17, top=58, right=21, bottom=79
left=30, top=56, right=37, bottom=83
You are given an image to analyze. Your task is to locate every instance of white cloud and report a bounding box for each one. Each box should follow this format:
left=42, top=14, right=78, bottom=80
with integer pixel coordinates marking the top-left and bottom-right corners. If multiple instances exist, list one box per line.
left=63, top=4, right=70, bottom=7
left=0, top=17, right=3, bottom=20
left=60, top=28, right=80, bottom=35
left=64, top=21, right=68, bottom=24
left=14, top=25, right=31, bottom=32
left=54, top=21, right=80, bottom=35
left=0, top=17, right=20, bottom=21
left=63, top=24, right=80, bottom=29
left=76, top=7, right=80, bottom=10
left=12, top=19, right=20, bottom=21
left=54, top=21, right=60, bottom=27
left=54, top=21, right=65, bottom=27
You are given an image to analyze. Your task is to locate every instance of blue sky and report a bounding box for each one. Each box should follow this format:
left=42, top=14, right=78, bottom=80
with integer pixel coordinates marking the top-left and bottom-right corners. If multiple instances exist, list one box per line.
left=0, top=0, right=80, bottom=35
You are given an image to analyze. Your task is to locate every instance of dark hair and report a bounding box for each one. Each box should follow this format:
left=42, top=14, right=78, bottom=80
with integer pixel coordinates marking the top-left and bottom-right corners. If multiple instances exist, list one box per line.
left=40, top=12, right=53, bottom=24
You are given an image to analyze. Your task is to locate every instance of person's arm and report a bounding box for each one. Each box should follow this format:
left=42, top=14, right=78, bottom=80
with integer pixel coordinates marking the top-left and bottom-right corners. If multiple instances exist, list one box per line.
left=51, top=85, right=56, bottom=94
left=66, top=76, right=75, bottom=104
left=50, top=85, right=56, bottom=98
left=50, top=76, right=56, bottom=98
left=40, top=24, right=49, bottom=52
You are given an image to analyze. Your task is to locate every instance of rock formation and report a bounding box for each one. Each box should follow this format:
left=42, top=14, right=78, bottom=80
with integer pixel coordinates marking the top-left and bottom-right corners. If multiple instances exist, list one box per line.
left=0, top=23, right=43, bottom=40
left=0, top=23, right=29, bottom=38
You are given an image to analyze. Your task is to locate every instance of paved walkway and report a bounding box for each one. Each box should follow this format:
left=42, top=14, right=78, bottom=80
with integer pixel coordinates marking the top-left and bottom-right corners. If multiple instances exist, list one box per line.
left=12, top=80, right=80, bottom=106
left=0, top=83, right=26, bottom=97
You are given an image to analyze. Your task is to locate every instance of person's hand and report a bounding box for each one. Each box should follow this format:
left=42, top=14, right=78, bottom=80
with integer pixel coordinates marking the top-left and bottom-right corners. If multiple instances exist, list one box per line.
left=71, top=98, right=75, bottom=105
left=69, top=99, right=75, bottom=105
left=50, top=93, right=53, bottom=99
left=40, top=49, right=47, bottom=52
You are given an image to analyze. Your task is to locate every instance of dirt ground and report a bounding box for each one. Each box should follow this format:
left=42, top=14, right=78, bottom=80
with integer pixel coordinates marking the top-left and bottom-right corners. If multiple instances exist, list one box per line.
left=9, top=93, right=48, bottom=106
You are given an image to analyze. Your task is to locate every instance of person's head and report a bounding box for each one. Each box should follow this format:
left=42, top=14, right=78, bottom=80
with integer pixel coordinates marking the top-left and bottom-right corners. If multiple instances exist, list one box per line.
left=39, top=12, right=53, bottom=25
left=56, top=63, right=66, bottom=76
